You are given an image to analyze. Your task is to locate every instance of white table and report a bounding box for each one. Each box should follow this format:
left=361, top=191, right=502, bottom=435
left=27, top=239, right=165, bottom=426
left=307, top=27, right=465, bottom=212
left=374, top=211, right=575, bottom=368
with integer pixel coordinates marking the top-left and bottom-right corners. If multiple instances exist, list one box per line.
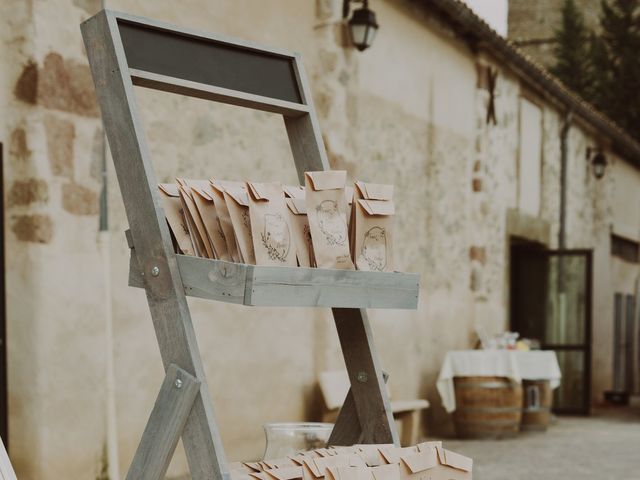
left=436, top=350, right=562, bottom=412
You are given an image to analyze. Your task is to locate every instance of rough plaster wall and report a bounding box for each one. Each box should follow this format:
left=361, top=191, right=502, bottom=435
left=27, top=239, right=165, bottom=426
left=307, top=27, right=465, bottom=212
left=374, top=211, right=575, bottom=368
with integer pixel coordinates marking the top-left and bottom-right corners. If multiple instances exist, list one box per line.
left=1, top=0, right=109, bottom=478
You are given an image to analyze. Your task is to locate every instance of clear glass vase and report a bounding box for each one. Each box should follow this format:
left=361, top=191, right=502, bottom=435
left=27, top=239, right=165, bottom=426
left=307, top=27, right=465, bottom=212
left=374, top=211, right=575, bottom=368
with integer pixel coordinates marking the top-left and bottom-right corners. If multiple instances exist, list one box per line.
left=262, top=422, right=334, bottom=460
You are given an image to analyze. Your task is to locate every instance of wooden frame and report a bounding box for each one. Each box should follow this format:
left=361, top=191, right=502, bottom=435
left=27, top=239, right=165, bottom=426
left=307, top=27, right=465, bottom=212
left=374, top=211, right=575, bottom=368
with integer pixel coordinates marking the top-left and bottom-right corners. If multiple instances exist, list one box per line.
left=82, top=10, right=415, bottom=479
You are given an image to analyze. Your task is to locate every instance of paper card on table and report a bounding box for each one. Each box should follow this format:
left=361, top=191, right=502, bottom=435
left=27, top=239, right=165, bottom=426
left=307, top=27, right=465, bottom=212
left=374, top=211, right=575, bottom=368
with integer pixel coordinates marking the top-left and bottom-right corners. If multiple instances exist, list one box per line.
left=158, top=183, right=194, bottom=255
left=243, top=462, right=264, bottom=472
left=352, top=181, right=395, bottom=271
left=210, top=179, right=244, bottom=263
left=249, top=473, right=268, bottom=480
left=264, top=466, right=304, bottom=480
left=305, top=171, right=354, bottom=270
left=328, top=446, right=358, bottom=456
left=398, top=450, right=438, bottom=480
left=354, top=445, right=393, bottom=467
left=435, top=447, right=472, bottom=474
left=263, top=458, right=300, bottom=469
left=416, top=442, right=442, bottom=452
left=370, top=463, right=400, bottom=480
left=326, top=466, right=373, bottom=480
left=286, top=197, right=315, bottom=267
left=379, top=447, right=418, bottom=465
left=247, top=181, right=297, bottom=266
left=224, top=186, right=256, bottom=264
left=177, top=179, right=215, bottom=258
left=303, top=455, right=364, bottom=479
left=190, top=182, right=231, bottom=261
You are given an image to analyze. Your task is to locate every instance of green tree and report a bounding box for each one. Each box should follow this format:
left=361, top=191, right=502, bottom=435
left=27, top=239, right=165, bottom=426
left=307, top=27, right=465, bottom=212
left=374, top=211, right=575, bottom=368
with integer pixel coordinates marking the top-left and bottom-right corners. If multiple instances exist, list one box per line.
left=551, top=0, right=594, bottom=97
left=593, top=0, right=640, bottom=139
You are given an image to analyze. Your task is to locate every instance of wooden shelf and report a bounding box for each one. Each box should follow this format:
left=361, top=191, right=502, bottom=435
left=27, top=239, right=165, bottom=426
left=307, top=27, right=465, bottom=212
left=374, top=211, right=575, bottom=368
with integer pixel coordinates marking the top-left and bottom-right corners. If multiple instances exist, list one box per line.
left=129, top=253, right=420, bottom=309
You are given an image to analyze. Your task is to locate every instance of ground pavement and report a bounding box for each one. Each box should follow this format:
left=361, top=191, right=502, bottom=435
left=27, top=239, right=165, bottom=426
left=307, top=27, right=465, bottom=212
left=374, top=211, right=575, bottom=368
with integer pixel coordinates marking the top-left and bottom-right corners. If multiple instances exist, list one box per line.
left=442, top=407, right=640, bottom=480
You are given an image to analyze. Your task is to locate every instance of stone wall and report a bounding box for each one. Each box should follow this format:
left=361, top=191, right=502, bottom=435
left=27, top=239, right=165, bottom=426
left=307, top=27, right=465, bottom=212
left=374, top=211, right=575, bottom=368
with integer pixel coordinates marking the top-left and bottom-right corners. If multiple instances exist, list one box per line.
left=1, top=0, right=638, bottom=478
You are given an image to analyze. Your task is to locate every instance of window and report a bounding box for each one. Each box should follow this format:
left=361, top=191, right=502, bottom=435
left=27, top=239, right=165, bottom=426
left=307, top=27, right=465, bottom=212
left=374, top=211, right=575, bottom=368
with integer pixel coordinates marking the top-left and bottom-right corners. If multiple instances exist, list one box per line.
left=611, top=234, right=640, bottom=263
left=518, top=97, right=543, bottom=216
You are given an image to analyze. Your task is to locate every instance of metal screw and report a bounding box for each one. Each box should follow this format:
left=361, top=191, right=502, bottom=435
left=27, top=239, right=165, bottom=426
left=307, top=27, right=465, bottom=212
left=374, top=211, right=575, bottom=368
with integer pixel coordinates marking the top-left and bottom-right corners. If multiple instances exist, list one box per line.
left=151, top=266, right=160, bottom=277
left=175, top=379, right=183, bottom=389
left=357, top=371, right=368, bottom=383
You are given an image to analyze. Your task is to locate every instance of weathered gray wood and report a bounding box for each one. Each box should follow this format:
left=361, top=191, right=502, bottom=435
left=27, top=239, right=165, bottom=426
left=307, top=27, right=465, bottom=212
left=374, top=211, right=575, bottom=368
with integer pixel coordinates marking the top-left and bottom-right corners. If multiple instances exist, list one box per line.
left=285, top=55, right=330, bottom=183
left=130, top=69, right=310, bottom=117
left=328, top=371, right=390, bottom=446
left=126, top=364, right=200, bottom=480
left=82, top=11, right=229, bottom=480
left=0, top=437, right=17, bottom=480
left=330, top=308, right=399, bottom=445
left=85, top=9, right=407, bottom=477
left=129, top=253, right=419, bottom=309
left=247, top=264, right=419, bottom=309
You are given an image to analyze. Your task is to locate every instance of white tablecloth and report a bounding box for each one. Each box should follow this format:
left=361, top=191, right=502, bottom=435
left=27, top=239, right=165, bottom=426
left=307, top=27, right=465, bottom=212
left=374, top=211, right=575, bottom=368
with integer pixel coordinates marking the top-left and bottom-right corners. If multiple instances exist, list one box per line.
left=436, top=350, right=562, bottom=413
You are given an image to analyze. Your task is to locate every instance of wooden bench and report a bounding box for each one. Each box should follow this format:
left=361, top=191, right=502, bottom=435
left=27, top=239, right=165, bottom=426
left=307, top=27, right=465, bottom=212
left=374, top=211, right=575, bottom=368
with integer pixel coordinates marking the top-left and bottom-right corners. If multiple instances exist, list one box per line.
left=319, top=371, right=429, bottom=446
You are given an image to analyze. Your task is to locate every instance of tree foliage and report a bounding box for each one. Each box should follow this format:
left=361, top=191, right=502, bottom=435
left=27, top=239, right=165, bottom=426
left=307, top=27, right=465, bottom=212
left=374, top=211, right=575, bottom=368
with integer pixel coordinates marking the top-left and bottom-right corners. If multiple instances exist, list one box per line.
left=552, top=0, right=640, bottom=141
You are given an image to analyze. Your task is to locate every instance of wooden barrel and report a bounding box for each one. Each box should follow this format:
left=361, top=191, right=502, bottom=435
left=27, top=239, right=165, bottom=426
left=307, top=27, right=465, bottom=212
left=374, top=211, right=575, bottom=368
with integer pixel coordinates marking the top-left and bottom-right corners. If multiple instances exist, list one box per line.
left=453, top=376, right=523, bottom=439
left=521, top=379, right=552, bottom=431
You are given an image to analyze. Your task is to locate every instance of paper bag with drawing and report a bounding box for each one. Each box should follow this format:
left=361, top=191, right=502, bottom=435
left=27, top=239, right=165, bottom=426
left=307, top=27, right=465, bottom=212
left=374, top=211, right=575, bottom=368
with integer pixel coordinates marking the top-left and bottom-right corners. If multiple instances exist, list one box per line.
left=158, top=183, right=194, bottom=255
left=176, top=179, right=215, bottom=258
left=284, top=185, right=315, bottom=267
left=305, top=171, right=354, bottom=270
left=210, top=179, right=244, bottom=263
left=189, top=181, right=230, bottom=261
left=247, top=181, right=297, bottom=266
left=224, top=186, right=256, bottom=264
left=353, top=182, right=394, bottom=272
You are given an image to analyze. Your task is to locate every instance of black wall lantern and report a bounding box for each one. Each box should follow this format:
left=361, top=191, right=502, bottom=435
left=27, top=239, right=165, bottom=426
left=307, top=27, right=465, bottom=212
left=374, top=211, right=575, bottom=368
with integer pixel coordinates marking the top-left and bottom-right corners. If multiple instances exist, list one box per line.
left=586, top=147, right=608, bottom=180
left=343, top=0, right=379, bottom=51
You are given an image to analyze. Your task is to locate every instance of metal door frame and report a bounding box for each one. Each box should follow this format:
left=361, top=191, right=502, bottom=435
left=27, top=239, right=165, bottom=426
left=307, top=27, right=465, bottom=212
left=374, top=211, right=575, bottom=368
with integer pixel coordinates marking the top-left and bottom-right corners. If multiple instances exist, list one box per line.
left=510, top=246, right=593, bottom=415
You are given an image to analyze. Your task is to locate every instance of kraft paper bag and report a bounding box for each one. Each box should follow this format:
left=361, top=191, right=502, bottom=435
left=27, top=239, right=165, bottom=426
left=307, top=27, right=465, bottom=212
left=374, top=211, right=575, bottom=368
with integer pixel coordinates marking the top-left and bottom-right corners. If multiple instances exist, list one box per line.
left=190, top=182, right=231, bottom=261
left=247, top=181, right=297, bottom=266
left=158, top=183, right=194, bottom=255
left=353, top=182, right=395, bottom=272
left=305, top=171, right=354, bottom=270
left=224, top=186, right=256, bottom=264
left=177, top=179, right=215, bottom=258
left=210, top=179, right=243, bottom=263
left=284, top=188, right=315, bottom=267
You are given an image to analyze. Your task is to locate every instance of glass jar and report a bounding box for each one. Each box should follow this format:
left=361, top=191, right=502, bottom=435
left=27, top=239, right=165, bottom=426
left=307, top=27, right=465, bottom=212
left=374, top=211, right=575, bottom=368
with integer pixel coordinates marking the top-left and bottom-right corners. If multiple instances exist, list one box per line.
left=262, top=422, right=334, bottom=460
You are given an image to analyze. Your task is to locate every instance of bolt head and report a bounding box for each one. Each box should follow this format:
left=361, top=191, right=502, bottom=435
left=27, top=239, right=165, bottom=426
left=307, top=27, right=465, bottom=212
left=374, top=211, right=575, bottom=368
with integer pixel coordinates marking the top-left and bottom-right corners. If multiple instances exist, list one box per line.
left=175, top=378, right=183, bottom=389
left=151, top=266, right=160, bottom=277
left=357, top=371, right=368, bottom=383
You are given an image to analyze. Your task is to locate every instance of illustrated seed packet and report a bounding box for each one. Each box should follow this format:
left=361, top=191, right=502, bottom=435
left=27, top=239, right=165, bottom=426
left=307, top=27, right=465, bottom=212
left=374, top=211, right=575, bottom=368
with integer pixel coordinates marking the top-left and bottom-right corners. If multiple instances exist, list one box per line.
left=158, top=183, right=194, bottom=255
left=304, top=171, right=354, bottom=270
left=284, top=185, right=315, bottom=268
left=246, top=181, right=297, bottom=266
left=210, top=179, right=244, bottom=263
left=189, top=182, right=231, bottom=261
left=353, top=182, right=395, bottom=272
left=224, top=186, right=256, bottom=264
left=177, top=179, right=215, bottom=258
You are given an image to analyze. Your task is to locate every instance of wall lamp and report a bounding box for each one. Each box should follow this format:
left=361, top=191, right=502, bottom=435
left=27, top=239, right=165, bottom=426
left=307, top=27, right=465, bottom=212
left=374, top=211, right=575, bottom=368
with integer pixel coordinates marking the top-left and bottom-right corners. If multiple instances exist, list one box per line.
left=586, top=147, right=608, bottom=180
left=343, top=0, right=379, bottom=51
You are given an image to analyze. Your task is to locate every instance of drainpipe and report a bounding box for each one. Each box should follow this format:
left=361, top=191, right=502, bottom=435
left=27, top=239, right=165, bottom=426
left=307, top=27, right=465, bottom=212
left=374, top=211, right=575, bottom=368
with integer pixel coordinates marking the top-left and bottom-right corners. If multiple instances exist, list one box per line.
left=559, top=110, right=572, bottom=250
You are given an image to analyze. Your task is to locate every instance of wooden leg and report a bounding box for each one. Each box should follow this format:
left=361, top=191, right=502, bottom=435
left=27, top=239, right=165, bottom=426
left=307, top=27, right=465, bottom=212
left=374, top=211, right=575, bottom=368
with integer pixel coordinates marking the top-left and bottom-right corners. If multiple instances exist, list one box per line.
left=397, top=410, right=421, bottom=447
left=328, top=309, right=399, bottom=445
left=126, top=364, right=200, bottom=480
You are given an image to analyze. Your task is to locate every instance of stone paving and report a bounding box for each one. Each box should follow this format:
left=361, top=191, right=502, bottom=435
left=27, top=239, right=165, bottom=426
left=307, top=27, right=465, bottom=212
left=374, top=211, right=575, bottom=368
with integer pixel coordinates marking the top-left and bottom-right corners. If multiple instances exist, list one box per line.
left=441, top=407, right=640, bottom=480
